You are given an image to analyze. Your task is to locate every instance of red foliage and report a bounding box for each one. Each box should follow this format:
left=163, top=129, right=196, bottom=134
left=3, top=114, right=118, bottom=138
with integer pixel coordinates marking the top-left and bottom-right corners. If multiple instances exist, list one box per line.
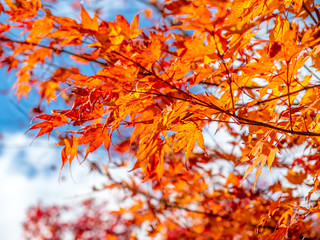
left=0, top=0, right=320, bottom=239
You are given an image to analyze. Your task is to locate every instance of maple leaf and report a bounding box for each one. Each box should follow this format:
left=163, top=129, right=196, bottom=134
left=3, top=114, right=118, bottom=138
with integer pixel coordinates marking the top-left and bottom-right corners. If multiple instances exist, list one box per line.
left=78, top=124, right=110, bottom=159
left=168, top=122, right=206, bottom=163
left=270, top=16, right=290, bottom=43
left=56, top=135, right=78, bottom=168
left=28, top=17, right=53, bottom=43
left=38, top=79, right=59, bottom=103
left=80, top=5, right=99, bottom=31
left=27, top=112, right=69, bottom=138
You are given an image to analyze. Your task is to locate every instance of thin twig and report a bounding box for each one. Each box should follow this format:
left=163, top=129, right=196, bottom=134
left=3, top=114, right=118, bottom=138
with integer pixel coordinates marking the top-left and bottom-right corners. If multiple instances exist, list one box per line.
left=0, top=37, right=109, bottom=66
left=103, top=169, right=228, bottom=218
left=128, top=89, right=320, bottom=136
left=302, top=2, right=318, bottom=25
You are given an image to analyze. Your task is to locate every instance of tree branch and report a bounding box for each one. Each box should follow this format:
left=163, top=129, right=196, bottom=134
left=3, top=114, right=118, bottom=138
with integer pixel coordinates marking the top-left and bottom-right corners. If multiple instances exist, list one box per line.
left=302, top=2, right=318, bottom=25
left=128, top=89, right=320, bottom=137
left=0, top=37, right=109, bottom=66
left=102, top=168, right=228, bottom=218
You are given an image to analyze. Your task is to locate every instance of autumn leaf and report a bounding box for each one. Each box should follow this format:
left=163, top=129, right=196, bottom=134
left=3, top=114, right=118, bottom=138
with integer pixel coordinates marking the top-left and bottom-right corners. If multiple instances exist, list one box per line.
left=78, top=125, right=105, bottom=159
left=56, top=135, right=79, bottom=168
left=270, top=16, right=290, bottom=43
left=267, top=147, right=279, bottom=171
left=168, top=122, right=205, bottom=163
left=27, top=112, right=69, bottom=138
left=38, top=80, right=59, bottom=102
left=28, top=17, right=53, bottom=43
left=80, top=5, right=99, bottom=31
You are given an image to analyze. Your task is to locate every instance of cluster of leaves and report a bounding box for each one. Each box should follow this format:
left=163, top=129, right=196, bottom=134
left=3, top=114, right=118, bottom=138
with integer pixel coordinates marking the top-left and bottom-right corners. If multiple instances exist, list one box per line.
left=2, top=0, right=320, bottom=239
left=23, top=199, right=137, bottom=240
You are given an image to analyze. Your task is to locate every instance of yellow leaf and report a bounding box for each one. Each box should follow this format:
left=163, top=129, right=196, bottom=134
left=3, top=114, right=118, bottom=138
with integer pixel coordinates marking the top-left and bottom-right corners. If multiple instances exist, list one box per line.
left=270, top=16, right=290, bottom=42
left=267, top=147, right=278, bottom=171
left=5, top=0, right=16, bottom=10
left=168, top=122, right=205, bottom=163
left=203, top=55, right=214, bottom=64
left=242, top=154, right=267, bottom=186
left=185, top=135, right=196, bottom=162
left=28, top=17, right=53, bottom=43
left=254, top=155, right=267, bottom=189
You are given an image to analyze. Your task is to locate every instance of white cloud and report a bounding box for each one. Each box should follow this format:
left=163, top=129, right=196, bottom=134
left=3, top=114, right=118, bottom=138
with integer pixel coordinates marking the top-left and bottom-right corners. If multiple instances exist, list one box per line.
left=0, top=133, right=108, bottom=240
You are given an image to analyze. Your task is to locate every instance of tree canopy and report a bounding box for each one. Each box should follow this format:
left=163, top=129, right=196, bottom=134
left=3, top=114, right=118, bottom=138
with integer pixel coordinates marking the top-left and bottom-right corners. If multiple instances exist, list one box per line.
left=1, top=0, right=320, bottom=239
